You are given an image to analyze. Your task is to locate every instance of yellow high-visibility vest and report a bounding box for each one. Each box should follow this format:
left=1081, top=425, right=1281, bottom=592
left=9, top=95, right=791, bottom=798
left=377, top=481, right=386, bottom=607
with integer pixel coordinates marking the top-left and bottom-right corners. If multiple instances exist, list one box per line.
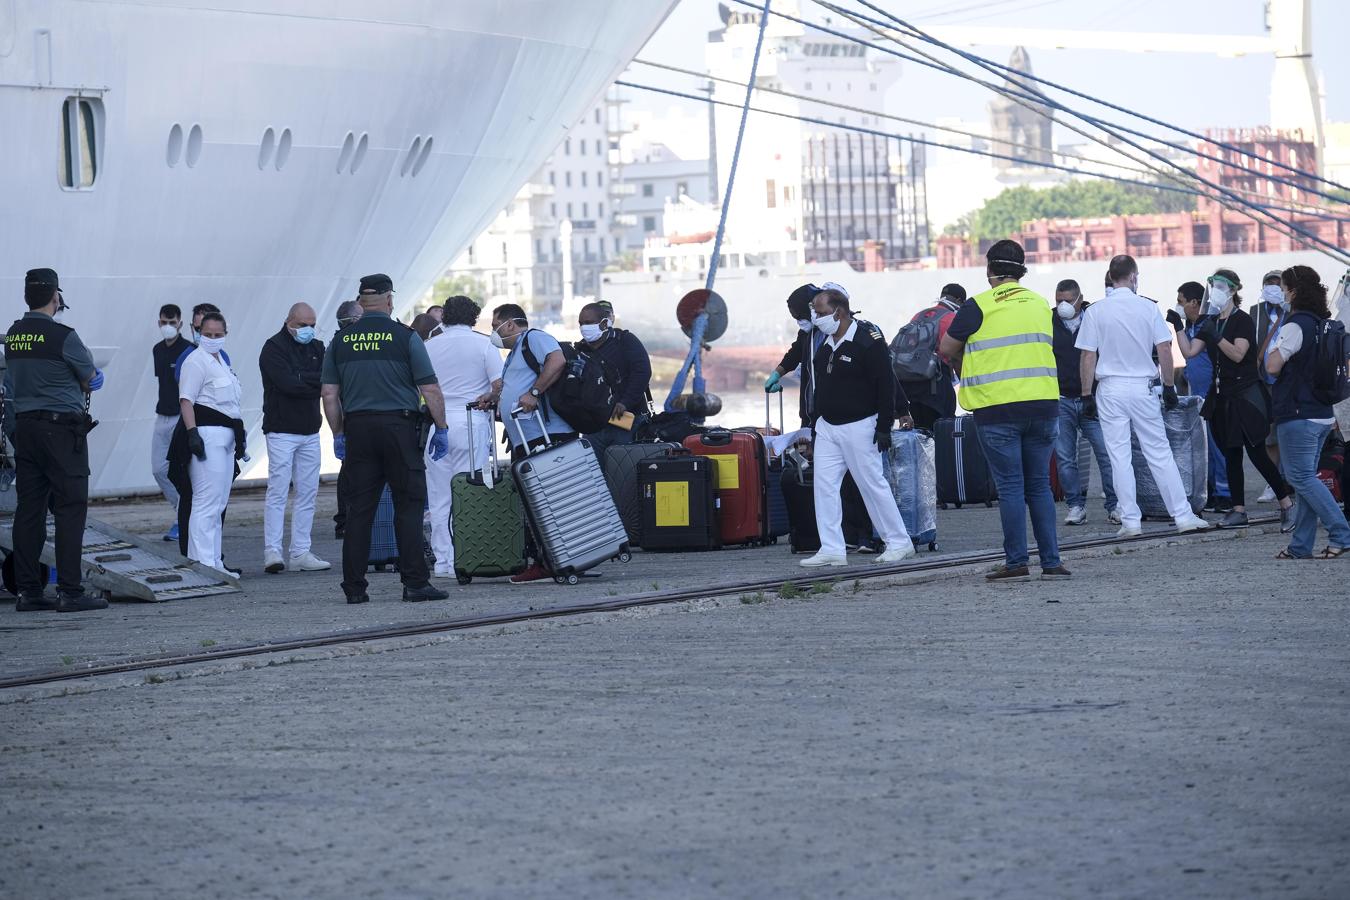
left=957, top=282, right=1059, bottom=411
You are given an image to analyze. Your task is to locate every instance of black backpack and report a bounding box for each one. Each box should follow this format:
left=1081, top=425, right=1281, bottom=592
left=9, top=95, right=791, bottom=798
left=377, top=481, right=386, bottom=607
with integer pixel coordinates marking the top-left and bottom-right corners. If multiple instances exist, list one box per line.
left=1309, top=318, right=1350, bottom=406
left=520, top=330, right=616, bottom=434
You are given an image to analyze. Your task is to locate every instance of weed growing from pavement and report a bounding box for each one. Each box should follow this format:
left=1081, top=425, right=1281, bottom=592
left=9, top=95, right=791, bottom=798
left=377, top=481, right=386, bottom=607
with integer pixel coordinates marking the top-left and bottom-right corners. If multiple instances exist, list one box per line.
left=810, top=580, right=835, bottom=596
left=851, top=579, right=863, bottom=594
left=740, top=592, right=769, bottom=605
left=200, top=639, right=216, bottom=648
left=60, top=655, right=74, bottom=666
left=778, top=582, right=803, bottom=599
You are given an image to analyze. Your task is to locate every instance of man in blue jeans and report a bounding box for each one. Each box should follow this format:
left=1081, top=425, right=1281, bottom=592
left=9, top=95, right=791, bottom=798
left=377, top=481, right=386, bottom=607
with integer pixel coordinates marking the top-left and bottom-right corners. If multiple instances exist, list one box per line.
left=940, top=240, right=1067, bottom=582
left=1167, top=281, right=1232, bottom=511
left=1051, top=278, right=1119, bottom=525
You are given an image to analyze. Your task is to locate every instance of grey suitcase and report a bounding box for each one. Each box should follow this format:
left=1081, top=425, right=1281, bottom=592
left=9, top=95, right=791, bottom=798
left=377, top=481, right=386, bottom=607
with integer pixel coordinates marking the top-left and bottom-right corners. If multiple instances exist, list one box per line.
left=1130, top=393, right=1208, bottom=519
left=509, top=410, right=632, bottom=584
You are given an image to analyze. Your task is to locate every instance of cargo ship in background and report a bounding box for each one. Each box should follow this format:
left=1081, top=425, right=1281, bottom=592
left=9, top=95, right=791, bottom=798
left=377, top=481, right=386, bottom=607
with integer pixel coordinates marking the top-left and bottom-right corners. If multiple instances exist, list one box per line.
left=0, top=0, right=678, bottom=495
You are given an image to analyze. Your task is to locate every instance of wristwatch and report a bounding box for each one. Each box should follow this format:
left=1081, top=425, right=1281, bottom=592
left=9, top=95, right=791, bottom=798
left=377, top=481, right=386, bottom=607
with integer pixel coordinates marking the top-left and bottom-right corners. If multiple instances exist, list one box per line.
left=529, top=387, right=541, bottom=398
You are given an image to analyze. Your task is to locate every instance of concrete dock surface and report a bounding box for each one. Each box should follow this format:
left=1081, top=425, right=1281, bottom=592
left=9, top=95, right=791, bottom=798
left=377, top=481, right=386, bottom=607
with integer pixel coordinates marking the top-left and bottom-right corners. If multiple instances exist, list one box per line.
left=1, top=485, right=1347, bottom=898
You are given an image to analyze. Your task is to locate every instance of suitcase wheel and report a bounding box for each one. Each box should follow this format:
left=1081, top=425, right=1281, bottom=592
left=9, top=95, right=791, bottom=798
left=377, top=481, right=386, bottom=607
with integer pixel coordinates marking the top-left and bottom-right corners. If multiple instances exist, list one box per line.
left=616, top=551, right=632, bottom=563
left=984, top=501, right=993, bottom=508
left=928, top=542, right=937, bottom=552
left=456, top=572, right=471, bottom=585
left=554, top=574, right=580, bottom=586
left=938, top=502, right=948, bottom=510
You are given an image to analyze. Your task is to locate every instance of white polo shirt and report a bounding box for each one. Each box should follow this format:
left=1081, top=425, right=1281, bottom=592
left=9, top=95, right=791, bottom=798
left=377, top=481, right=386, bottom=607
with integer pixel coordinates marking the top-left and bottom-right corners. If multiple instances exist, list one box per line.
left=1074, top=288, right=1172, bottom=380
left=423, top=324, right=504, bottom=407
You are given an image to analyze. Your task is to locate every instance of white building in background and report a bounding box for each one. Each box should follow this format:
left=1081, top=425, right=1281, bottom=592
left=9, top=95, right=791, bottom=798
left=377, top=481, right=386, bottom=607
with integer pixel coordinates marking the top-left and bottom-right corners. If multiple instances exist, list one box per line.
left=703, top=0, right=927, bottom=268
left=445, top=97, right=624, bottom=322
left=618, top=142, right=711, bottom=252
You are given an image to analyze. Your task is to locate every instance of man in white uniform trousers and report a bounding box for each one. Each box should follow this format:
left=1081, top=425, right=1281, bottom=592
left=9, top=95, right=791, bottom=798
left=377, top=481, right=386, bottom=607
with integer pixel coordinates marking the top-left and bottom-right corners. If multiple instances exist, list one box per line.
left=178, top=311, right=243, bottom=572
left=259, top=302, right=330, bottom=573
left=423, top=295, right=504, bottom=576
left=1075, top=255, right=1210, bottom=537
left=801, top=284, right=915, bottom=567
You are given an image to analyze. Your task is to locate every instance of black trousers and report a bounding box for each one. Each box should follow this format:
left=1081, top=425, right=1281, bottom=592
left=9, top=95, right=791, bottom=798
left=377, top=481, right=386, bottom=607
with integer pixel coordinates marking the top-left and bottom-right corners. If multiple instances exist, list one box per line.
left=341, top=414, right=429, bottom=594
left=1223, top=438, right=1290, bottom=506
left=333, top=462, right=348, bottom=532
left=13, top=419, right=89, bottom=595
left=907, top=402, right=941, bottom=433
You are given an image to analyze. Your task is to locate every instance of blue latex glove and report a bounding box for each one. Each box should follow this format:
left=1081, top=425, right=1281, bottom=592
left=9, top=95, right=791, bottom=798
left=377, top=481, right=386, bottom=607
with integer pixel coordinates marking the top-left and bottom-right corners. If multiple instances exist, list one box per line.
left=333, top=433, right=346, bottom=461
left=429, top=427, right=449, bottom=462
left=764, top=371, right=782, bottom=393
left=88, top=369, right=104, bottom=392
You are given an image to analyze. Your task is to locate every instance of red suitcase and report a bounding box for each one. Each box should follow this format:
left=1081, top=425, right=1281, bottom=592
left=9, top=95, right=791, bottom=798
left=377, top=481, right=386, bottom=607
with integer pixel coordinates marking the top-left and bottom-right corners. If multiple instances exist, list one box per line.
left=681, top=428, right=768, bottom=545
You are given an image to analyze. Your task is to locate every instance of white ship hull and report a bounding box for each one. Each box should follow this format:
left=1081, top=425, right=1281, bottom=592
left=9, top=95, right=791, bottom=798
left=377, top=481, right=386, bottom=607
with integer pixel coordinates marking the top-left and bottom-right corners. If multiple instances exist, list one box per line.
left=1, top=0, right=675, bottom=495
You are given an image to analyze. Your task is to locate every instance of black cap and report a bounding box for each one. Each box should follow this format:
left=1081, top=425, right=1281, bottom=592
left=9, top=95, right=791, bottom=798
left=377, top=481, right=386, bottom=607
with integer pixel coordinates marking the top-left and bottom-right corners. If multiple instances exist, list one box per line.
left=358, top=273, right=394, bottom=294
left=985, top=240, right=1025, bottom=267
left=939, top=283, right=966, bottom=302
left=25, top=268, right=60, bottom=290
left=786, top=283, right=820, bottom=321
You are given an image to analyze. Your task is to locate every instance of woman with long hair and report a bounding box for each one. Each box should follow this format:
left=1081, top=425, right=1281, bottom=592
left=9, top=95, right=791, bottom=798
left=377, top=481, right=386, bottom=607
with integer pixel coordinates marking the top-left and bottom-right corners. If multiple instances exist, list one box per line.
left=1265, top=265, right=1350, bottom=559
left=1189, top=268, right=1295, bottom=529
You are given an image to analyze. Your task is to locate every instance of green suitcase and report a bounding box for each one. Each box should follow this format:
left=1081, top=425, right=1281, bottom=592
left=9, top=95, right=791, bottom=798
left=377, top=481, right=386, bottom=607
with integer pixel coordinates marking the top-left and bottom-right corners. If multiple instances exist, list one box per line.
left=451, top=408, right=526, bottom=584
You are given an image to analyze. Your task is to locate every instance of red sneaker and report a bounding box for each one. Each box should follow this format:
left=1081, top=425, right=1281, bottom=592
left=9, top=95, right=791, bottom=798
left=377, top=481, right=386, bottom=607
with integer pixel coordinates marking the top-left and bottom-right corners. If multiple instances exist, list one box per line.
left=509, top=562, right=550, bottom=585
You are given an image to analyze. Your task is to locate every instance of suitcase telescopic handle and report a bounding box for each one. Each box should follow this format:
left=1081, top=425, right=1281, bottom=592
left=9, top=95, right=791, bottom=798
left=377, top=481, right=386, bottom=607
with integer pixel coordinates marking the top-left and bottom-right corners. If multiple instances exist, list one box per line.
left=464, top=403, right=498, bottom=479
left=764, top=389, right=784, bottom=432
left=508, top=406, right=551, bottom=454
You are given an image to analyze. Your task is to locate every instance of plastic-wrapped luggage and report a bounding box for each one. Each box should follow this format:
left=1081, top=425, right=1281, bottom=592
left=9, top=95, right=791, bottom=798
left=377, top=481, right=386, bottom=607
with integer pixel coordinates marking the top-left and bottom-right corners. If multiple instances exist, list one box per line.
left=451, top=405, right=526, bottom=584
left=934, top=416, right=997, bottom=508
left=510, top=410, right=631, bottom=584
left=881, top=429, right=938, bottom=551
left=1131, top=394, right=1208, bottom=518
left=681, top=428, right=769, bottom=545
left=603, top=441, right=679, bottom=546
left=639, top=453, right=720, bottom=551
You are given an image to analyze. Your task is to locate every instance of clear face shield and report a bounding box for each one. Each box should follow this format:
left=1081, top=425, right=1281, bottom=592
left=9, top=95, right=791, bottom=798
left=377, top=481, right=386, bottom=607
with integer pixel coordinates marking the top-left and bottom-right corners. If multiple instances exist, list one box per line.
left=1203, top=274, right=1237, bottom=316
left=1331, top=269, right=1350, bottom=326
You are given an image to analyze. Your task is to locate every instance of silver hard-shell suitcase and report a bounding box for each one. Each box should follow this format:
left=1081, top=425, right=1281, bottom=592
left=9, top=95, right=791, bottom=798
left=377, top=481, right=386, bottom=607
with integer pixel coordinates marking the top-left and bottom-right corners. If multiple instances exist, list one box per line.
left=509, top=409, right=631, bottom=584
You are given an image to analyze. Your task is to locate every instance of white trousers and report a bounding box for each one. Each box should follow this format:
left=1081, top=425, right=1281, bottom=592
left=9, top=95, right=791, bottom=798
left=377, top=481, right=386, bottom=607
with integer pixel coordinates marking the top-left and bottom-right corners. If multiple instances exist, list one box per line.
left=813, top=415, right=910, bottom=556
left=425, top=407, right=493, bottom=569
left=187, top=425, right=235, bottom=571
left=152, top=414, right=180, bottom=513
left=1096, top=376, right=1192, bottom=527
left=263, top=432, right=322, bottom=557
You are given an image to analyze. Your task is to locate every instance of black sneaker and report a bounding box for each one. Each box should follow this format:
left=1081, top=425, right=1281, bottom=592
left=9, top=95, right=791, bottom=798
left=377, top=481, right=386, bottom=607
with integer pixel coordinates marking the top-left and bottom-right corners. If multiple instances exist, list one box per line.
left=986, top=565, right=1032, bottom=583
left=402, top=583, right=449, bottom=603
left=1040, top=565, right=1073, bottom=580
left=345, top=592, right=370, bottom=605
left=15, top=591, right=58, bottom=612
left=56, top=592, right=108, bottom=613
left=1218, top=510, right=1249, bottom=529
left=223, top=564, right=243, bottom=579
left=1211, top=496, right=1234, bottom=512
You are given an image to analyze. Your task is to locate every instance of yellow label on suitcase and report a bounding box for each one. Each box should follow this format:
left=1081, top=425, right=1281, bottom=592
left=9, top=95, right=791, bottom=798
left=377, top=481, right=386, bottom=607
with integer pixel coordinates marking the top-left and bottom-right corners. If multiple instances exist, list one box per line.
left=654, top=481, right=690, bottom=527
left=707, top=454, right=740, bottom=490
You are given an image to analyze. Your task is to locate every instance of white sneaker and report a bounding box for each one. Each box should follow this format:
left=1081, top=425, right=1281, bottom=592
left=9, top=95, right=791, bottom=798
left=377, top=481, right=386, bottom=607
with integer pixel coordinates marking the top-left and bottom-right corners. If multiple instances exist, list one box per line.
left=1064, top=506, right=1087, bottom=526
left=799, top=552, right=848, bottom=568
left=433, top=563, right=452, bottom=577
left=874, top=544, right=915, bottom=565
left=263, top=550, right=285, bottom=574
left=1107, top=509, right=1123, bottom=526
left=1174, top=515, right=1210, bottom=534
left=1257, top=485, right=1276, bottom=503
left=1116, top=524, right=1142, bottom=538
left=288, top=551, right=331, bottom=572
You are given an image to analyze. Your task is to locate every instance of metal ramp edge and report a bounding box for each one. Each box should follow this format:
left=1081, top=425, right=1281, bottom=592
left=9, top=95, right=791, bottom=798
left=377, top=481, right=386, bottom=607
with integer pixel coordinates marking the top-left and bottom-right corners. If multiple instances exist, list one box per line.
left=0, top=515, right=241, bottom=602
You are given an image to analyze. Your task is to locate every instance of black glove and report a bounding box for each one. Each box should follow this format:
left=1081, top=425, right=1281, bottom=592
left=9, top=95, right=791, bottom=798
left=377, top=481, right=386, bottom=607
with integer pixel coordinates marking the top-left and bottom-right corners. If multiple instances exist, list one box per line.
left=1195, top=319, right=1220, bottom=346
left=186, top=427, right=206, bottom=461
left=1081, top=395, right=1098, bottom=420
left=874, top=427, right=892, bottom=452
left=1165, top=309, right=1184, bottom=333
left=1162, top=384, right=1179, bottom=410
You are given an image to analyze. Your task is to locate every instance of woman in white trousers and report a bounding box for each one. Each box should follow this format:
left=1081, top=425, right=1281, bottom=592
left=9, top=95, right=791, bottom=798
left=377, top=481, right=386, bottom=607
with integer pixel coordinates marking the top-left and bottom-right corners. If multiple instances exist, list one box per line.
left=178, top=312, right=242, bottom=573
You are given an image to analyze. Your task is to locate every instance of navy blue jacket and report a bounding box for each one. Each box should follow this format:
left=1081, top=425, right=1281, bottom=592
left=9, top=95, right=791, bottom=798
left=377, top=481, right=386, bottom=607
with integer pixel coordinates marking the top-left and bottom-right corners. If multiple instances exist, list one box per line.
left=1272, top=311, right=1334, bottom=423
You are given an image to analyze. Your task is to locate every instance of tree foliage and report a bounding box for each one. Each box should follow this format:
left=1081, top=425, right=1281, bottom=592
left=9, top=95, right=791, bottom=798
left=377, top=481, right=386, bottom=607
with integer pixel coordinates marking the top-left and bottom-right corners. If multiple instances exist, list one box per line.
left=430, top=273, right=487, bottom=304
left=954, top=180, right=1198, bottom=243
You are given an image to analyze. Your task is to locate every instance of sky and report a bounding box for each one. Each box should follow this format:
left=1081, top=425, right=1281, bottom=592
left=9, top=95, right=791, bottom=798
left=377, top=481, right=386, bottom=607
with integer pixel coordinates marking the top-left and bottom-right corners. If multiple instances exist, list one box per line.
left=624, top=0, right=1349, bottom=158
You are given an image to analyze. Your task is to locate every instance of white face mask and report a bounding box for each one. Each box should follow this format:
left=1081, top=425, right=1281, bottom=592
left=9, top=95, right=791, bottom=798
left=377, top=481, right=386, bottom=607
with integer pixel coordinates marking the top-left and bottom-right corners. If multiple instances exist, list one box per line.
left=796, top=319, right=812, bottom=333
left=160, top=324, right=179, bottom=341
left=1206, top=283, right=1232, bottom=316
left=811, top=312, right=837, bottom=333
left=198, top=335, right=226, bottom=355
left=579, top=323, right=604, bottom=343
left=1261, top=284, right=1287, bottom=309
left=1055, top=301, right=1077, bottom=319
left=489, top=324, right=507, bottom=350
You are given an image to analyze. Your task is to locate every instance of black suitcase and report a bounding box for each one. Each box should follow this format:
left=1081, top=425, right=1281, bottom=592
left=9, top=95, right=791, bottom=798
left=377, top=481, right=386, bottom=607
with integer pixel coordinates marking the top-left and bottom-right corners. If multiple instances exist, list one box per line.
left=603, top=441, right=679, bottom=546
left=639, top=455, right=720, bottom=551
left=780, top=449, right=820, bottom=554
left=934, top=416, right=997, bottom=508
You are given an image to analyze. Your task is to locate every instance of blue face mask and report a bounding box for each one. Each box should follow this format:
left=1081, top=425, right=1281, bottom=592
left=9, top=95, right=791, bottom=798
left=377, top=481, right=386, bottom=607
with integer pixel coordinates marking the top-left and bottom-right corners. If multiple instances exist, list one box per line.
left=293, top=325, right=316, bottom=344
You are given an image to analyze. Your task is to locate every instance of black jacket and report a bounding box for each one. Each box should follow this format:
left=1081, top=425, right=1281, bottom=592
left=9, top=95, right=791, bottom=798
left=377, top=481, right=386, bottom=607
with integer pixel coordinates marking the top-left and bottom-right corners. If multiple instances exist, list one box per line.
left=777, top=328, right=821, bottom=427
left=259, top=327, right=325, bottom=435
left=812, top=319, right=907, bottom=428
left=586, top=328, right=652, bottom=411
left=1051, top=303, right=1091, bottom=398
